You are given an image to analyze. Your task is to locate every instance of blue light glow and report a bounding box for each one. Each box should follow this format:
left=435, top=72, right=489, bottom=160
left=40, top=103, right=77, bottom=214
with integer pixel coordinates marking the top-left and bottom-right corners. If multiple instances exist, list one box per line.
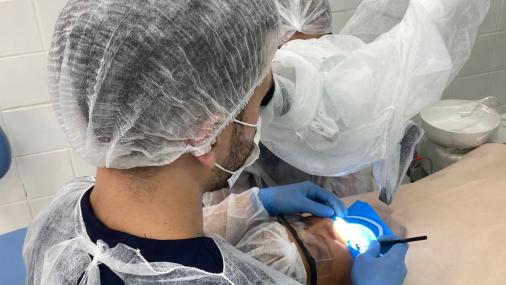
left=333, top=217, right=379, bottom=256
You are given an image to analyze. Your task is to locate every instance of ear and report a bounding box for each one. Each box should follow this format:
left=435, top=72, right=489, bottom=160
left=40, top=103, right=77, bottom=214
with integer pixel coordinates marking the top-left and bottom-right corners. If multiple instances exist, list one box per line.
left=187, top=114, right=222, bottom=170
left=195, top=150, right=216, bottom=170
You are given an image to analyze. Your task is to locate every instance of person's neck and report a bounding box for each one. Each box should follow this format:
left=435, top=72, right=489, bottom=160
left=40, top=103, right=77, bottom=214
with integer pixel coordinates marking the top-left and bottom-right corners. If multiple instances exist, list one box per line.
left=90, top=163, right=205, bottom=240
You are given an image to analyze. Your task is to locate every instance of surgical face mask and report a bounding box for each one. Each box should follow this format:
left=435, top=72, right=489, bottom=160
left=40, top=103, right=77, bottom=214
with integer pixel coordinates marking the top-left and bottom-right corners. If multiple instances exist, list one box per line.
left=215, top=116, right=262, bottom=188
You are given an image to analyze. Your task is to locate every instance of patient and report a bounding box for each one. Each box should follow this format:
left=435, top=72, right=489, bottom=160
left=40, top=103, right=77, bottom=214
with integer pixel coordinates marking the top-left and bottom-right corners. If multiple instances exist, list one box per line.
left=205, top=195, right=408, bottom=285
left=205, top=210, right=353, bottom=285
left=283, top=216, right=354, bottom=285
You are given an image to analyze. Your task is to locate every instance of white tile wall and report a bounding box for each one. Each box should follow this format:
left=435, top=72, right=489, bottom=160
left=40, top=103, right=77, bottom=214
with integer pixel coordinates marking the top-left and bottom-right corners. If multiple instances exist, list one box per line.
left=458, top=34, right=496, bottom=77
left=0, top=0, right=71, bottom=234
left=0, top=0, right=505, bottom=234
left=0, top=202, right=32, bottom=234
left=3, top=105, right=67, bottom=156
left=0, top=0, right=44, bottom=57
left=0, top=160, right=26, bottom=205
left=0, top=53, right=49, bottom=109
left=17, top=150, right=74, bottom=199
left=479, top=0, right=502, bottom=34
left=501, top=0, right=506, bottom=30
left=32, top=0, right=68, bottom=49
left=491, top=32, right=506, bottom=71
left=70, top=151, right=96, bottom=178
left=488, top=70, right=506, bottom=104
left=447, top=73, right=490, bottom=102
left=439, top=0, right=506, bottom=105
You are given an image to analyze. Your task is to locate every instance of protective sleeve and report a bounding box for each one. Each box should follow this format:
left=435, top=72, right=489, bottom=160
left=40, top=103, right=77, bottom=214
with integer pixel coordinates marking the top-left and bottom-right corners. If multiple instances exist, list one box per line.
left=203, top=189, right=308, bottom=283
left=203, top=187, right=271, bottom=246
left=235, top=222, right=308, bottom=284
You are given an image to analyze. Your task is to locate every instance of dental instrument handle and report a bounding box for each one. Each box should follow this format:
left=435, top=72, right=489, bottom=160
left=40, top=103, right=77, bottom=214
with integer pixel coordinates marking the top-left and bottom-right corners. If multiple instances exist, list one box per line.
left=379, top=236, right=428, bottom=247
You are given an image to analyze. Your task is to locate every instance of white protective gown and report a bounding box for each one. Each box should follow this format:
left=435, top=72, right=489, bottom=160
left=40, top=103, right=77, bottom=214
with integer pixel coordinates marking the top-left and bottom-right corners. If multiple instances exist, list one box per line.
left=23, top=177, right=302, bottom=285
left=260, top=0, right=490, bottom=203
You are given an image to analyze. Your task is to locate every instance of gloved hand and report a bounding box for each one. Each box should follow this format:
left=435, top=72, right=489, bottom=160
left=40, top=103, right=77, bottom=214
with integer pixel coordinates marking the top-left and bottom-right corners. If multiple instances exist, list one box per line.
left=258, top=181, right=347, bottom=218
left=352, top=237, right=408, bottom=285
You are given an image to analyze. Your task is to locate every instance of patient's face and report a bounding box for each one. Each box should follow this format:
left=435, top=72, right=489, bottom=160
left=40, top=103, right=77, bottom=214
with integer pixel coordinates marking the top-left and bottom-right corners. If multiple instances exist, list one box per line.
left=279, top=32, right=327, bottom=48
left=293, top=217, right=353, bottom=285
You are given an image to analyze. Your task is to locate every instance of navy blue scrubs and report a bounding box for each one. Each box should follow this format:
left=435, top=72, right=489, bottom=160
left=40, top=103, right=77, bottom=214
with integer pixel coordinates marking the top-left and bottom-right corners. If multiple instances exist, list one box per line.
left=80, top=188, right=223, bottom=284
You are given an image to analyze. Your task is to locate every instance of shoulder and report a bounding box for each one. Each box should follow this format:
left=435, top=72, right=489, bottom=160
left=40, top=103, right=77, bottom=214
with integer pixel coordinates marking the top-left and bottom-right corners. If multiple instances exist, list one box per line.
left=210, top=235, right=302, bottom=285
left=26, top=176, right=94, bottom=237
left=23, top=176, right=94, bottom=284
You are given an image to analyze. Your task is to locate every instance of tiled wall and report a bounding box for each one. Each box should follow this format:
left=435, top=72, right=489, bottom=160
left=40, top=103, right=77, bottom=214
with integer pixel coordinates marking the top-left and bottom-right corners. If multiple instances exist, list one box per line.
left=0, top=0, right=95, bottom=234
left=330, top=0, right=506, bottom=105
left=0, top=0, right=505, bottom=234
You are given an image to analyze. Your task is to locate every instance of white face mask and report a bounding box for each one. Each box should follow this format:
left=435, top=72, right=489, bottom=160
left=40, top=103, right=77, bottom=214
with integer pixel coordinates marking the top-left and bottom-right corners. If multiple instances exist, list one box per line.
left=215, top=116, right=262, bottom=188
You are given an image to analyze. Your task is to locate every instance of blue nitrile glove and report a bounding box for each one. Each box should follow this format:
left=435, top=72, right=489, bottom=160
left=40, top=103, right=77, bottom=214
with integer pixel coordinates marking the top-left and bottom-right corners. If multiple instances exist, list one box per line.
left=379, top=235, right=401, bottom=255
left=258, top=181, right=347, bottom=218
left=352, top=238, right=408, bottom=285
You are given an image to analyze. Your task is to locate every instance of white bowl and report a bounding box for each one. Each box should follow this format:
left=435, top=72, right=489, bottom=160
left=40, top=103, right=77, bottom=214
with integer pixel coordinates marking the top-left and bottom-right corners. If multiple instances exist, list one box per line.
left=420, top=100, right=501, bottom=149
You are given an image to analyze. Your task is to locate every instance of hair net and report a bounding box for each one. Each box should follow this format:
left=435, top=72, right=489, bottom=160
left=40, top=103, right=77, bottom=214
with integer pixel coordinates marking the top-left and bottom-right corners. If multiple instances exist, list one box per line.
left=49, top=0, right=281, bottom=169
left=276, top=0, right=332, bottom=44
left=23, top=177, right=302, bottom=284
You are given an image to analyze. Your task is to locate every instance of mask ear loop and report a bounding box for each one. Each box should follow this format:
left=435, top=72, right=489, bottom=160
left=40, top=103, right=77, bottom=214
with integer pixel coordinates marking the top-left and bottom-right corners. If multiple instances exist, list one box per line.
left=215, top=119, right=258, bottom=174
left=215, top=163, right=235, bottom=175
left=233, top=119, right=258, bottom=128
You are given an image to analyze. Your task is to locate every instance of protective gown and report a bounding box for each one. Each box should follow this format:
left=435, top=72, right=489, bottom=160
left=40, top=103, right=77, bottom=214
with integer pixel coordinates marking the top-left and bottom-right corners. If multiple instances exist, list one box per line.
left=23, top=177, right=301, bottom=285
left=261, top=0, right=490, bottom=203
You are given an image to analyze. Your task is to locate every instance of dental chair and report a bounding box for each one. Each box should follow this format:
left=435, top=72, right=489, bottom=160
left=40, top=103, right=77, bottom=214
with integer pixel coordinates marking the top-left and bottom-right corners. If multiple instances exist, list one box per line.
left=0, top=228, right=27, bottom=284
left=0, top=126, right=26, bottom=283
